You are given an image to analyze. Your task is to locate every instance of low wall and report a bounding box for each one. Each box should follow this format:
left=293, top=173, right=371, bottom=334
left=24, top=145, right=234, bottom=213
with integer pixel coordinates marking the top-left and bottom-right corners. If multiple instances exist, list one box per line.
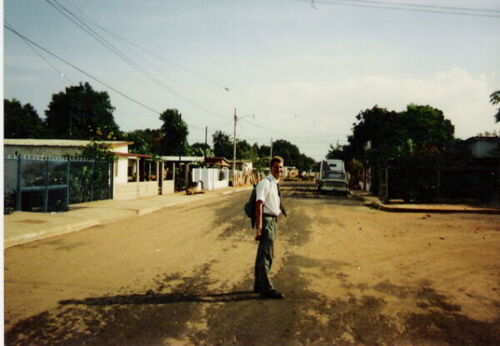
left=192, top=168, right=229, bottom=191
left=162, top=180, right=174, bottom=194
left=114, top=181, right=158, bottom=200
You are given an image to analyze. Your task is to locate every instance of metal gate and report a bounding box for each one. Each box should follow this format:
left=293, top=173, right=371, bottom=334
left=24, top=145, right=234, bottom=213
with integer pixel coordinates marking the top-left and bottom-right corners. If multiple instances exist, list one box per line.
left=4, top=155, right=113, bottom=213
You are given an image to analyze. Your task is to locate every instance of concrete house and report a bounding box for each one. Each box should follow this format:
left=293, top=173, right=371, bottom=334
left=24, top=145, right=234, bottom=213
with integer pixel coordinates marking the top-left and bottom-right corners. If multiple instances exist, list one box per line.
left=4, top=139, right=174, bottom=200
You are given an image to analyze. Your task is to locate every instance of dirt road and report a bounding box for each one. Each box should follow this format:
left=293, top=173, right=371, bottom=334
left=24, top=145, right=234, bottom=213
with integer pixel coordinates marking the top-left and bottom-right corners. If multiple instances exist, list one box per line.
left=5, top=181, right=500, bottom=345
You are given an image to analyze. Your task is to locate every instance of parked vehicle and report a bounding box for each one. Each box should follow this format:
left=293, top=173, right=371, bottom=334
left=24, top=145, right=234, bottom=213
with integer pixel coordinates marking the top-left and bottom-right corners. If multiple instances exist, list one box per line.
left=318, top=171, right=349, bottom=195
left=317, top=160, right=349, bottom=195
left=319, top=160, right=345, bottom=176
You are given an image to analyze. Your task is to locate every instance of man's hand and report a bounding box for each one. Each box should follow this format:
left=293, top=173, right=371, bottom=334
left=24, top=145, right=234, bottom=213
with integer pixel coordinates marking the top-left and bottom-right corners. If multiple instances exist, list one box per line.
left=255, top=200, right=264, bottom=241
left=255, top=227, right=263, bottom=241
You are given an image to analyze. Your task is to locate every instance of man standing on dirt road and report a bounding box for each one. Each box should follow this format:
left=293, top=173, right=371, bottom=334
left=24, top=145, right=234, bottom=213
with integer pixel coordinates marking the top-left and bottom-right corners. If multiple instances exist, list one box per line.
left=254, top=156, right=286, bottom=299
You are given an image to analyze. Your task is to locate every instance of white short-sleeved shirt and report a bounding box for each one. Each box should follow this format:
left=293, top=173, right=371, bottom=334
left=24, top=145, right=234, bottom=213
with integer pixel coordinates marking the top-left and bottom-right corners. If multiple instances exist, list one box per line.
left=255, top=174, right=281, bottom=216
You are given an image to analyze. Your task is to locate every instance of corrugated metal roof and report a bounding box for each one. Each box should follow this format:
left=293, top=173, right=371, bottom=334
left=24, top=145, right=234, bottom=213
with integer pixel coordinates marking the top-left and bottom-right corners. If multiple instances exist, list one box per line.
left=4, top=139, right=133, bottom=147
left=114, top=152, right=152, bottom=158
left=161, top=156, right=205, bottom=162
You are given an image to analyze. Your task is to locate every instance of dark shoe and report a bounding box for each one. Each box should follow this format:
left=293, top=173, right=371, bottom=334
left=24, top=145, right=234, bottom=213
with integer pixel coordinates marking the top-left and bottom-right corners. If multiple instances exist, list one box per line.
left=261, top=289, right=284, bottom=299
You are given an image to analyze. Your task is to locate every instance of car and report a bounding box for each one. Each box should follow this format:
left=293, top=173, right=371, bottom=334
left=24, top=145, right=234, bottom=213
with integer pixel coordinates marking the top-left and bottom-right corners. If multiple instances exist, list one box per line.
left=318, top=171, right=349, bottom=195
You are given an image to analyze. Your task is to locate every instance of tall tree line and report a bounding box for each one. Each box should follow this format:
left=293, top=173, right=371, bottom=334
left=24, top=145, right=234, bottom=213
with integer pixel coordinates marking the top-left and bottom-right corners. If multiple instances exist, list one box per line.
left=4, top=82, right=317, bottom=170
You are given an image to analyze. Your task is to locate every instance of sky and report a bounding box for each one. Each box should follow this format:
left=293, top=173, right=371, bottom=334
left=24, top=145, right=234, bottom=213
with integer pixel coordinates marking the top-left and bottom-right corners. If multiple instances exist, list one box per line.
left=4, top=0, right=500, bottom=160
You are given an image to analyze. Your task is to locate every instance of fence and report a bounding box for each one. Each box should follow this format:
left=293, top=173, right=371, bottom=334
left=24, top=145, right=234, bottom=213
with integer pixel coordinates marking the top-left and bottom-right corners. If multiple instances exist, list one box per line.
left=4, top=155, right=113, bottom=213
left=378, top=166, right=499, bottom=203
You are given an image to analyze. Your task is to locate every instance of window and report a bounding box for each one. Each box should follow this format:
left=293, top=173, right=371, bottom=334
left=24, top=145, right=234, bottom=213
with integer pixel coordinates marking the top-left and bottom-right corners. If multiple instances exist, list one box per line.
left=324, top=172, right=345, bottom=180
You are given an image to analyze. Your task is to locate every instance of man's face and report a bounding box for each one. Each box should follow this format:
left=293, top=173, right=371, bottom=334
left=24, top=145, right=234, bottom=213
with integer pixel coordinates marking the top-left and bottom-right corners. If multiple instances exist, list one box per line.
left=270, top=161, right=284, bottom=179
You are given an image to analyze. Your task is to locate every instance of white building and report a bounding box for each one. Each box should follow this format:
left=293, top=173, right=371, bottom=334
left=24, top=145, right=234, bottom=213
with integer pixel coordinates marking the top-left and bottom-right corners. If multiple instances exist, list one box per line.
left=4, top=139, right=174, bottom=200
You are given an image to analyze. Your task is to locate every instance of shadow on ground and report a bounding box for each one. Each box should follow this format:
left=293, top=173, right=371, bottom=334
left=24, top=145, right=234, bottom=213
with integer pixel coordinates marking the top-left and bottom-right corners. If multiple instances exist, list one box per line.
left=5, top=186, right=500, bottom=345
left=59, top=290, right=261, bottom=306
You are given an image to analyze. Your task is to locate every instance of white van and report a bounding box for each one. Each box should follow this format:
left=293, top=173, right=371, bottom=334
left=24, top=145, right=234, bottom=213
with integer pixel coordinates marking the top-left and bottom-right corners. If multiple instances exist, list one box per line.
left=317, top=160, right=349, bottom=195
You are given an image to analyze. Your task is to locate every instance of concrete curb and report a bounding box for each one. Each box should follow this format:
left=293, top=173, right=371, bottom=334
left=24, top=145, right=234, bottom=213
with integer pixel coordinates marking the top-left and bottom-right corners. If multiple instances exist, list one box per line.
left=5, top=187, right=252, bottom=249
left=221, top=187, right=252, bottom=196
left=5, top=219, right=100, bottom=249
left=372, top=203, right=500, bottom=214
left=136, top=206, right=163, bottom=216
left=351, top=191, right=500, bottom=215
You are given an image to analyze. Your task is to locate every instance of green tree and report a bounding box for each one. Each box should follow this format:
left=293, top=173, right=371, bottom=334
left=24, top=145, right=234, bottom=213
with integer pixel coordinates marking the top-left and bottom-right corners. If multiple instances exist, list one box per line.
left=326, top=143, right=347, bottom=161
left=236, top=139, right=254, bottom=160
left=348, top=106, right=402, bottom=164
left=401, top=104, right=454, bottom=153
left=81, top=141, right=116, bottom=162
left=45, top=82, right=120, bottom=140
left=348, top=104, right=454, bottom=166
left=297, top=153, right=316, bottom=171
left=159, top=109, right=190, bottom=155
left=272, top=139, right=300, bottom=165
left=249, top=143, right=269, bottom=169
left=258, top=144, right=271, bottom=158
left=190, top=142, right=213, bottom=157
left=124, top=129, right=163, bottom=155
left=212, top=130, right=233, bottom=158
left=271, top=139, right=315, bottom=171
left=490, top=90, right=500, bottom=122
left=4, top=99, right=44, bottom=138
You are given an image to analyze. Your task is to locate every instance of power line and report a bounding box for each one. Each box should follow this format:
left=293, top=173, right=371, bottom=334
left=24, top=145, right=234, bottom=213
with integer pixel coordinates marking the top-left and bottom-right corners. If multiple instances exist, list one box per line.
left=61, top=0, right=232, bottom=93
left=45, top=0, right=226, bottom=121
left=5, top=21, right=214, bottom=134
left=295, top=0, right=500, bottom=18
left=337, top=0, right=500, bottom=14
left=47, top=0, right=221, bottom=120
left=56, top=1, right=327, bottom=126
left=4, top=24, right=163, bottom=115
left=5, top=19, right=74, bottom=84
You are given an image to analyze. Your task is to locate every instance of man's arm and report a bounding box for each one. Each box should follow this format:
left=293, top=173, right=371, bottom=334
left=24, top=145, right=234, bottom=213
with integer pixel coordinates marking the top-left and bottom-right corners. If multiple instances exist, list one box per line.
left=255, top=200, right=264, bottom=240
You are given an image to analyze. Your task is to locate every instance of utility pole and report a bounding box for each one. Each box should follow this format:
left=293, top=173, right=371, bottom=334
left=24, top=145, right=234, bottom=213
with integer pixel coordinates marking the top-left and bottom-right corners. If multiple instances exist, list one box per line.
left=204, top=126, right=208, bottom=160
left=270, top=137, right=273, bottom=159
left=232, top=108, right=237, bottom=187
left=69, top=114, right=72, bottom=139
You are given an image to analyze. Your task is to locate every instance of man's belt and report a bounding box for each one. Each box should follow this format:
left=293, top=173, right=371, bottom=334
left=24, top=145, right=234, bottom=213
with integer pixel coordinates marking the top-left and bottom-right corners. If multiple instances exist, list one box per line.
left=263, top=213, right=277, bottom=218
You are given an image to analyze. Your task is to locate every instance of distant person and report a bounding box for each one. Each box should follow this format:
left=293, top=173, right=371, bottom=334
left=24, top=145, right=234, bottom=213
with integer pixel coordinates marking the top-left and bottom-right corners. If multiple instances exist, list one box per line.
left=254, top=156, right=287, bottom=299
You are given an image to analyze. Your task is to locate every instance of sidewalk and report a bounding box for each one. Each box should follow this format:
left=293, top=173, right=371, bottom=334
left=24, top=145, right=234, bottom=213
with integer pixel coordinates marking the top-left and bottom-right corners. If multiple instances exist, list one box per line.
left=5, top=187, right=498, bottom=250
left=350, top=190, right=500, bottom=215
left=4, top=186, right=252, bottom=249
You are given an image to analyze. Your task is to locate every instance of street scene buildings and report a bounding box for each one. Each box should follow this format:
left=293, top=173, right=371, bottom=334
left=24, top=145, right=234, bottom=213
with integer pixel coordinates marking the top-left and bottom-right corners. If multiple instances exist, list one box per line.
left=4, top=0, right=500, bottom=344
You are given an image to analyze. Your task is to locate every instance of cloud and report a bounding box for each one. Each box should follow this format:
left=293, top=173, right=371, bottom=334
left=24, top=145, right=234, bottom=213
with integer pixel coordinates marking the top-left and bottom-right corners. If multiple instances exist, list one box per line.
left=338, top=68, right=498, bottom=139
left=254, top=67, right=499, bottom=143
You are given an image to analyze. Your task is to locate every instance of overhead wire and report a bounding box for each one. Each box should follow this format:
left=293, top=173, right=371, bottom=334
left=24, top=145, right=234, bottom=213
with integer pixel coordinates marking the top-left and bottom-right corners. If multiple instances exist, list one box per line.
left=61, top=0, right=232, bottom=93
left=4, top=23, right=204, bottom=131
left=45, top=0, right=227, bottom=122
left=4, top=19, right=74, bottom=84
left=238, top=117, right=350, bottom=157
left=294, top=0, right=500, bottom=18
left=4, top=24, right=161, bottom=114
left=328, top=0, right=500, bottom=14
left=58, top=0, right=327, bottom=127
left=240, top=117, right=349, bottom=139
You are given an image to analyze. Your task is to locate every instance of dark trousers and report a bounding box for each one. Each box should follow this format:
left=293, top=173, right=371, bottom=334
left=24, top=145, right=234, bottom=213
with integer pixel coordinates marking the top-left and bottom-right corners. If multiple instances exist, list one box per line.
left=254, top=216, right=278, bottom=292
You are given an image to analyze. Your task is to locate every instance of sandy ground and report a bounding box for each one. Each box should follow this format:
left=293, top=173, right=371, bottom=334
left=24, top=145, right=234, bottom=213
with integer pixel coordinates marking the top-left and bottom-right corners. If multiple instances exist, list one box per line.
left=4, top=181, right=500, bottom=345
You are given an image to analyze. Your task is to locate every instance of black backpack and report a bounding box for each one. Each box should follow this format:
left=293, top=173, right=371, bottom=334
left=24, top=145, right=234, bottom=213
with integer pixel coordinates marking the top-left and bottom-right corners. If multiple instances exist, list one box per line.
left=244, top=185, right=257, bottom=227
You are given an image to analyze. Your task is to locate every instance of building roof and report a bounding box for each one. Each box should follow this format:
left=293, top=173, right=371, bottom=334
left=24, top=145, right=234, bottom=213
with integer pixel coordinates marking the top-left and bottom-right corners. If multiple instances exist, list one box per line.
left=205, top=157, right=230, bottom=167
left=114, top=152, right=152, bottom=158
left=464, top=136, right=500, bottom=143
left=4, top=139, right=133, bottom=147
left=229, top=160, right=253, bottom=164
left=161, top=156, right=205, bottom=162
